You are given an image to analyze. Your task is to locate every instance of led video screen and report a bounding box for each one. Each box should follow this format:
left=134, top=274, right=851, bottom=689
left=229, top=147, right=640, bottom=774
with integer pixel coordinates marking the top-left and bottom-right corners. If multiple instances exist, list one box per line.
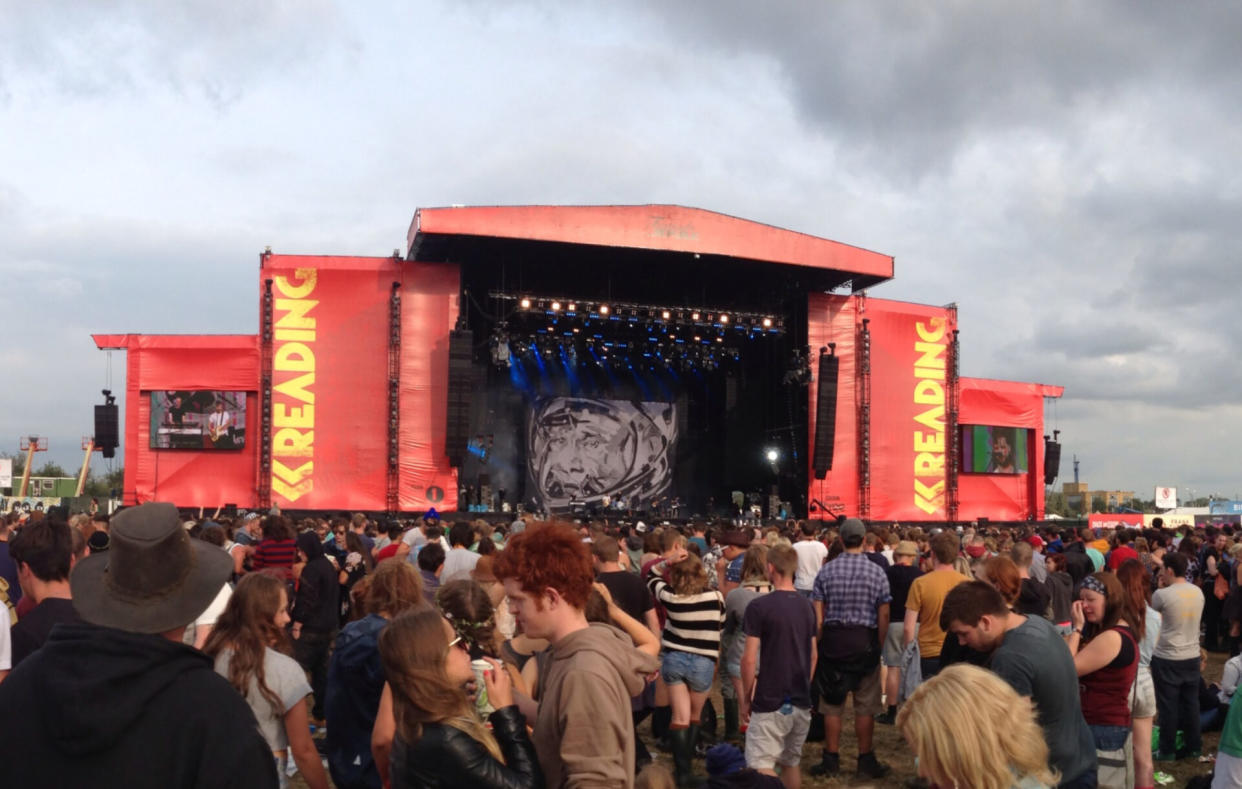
left=149, top=390, right=247, bottom=450
left=961, top=424, right=1027, bottom=474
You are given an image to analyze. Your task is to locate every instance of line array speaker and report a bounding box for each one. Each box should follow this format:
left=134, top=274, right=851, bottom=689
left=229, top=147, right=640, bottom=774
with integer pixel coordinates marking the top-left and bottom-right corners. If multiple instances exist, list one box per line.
left=1044, top=438, right=1062, bottom=486
left=95, top=403, right=119, bottom=459
left=445, top=329, right=474, bottom=466
left=812, top=351, right=839, bottom=480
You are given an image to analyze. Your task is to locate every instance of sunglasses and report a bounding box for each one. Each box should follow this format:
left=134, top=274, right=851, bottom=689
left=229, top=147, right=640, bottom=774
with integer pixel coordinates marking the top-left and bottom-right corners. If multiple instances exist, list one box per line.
left=446, top=634, right=467, bottom=653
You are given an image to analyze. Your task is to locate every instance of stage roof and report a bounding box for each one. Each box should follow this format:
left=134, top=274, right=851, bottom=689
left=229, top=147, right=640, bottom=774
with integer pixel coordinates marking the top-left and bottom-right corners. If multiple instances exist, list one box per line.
left=408, top=205, right=894, bottom=291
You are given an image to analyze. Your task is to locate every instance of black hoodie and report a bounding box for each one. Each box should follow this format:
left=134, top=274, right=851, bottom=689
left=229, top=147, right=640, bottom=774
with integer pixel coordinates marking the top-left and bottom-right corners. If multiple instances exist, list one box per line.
left=0, top=622, right=277, bottom=789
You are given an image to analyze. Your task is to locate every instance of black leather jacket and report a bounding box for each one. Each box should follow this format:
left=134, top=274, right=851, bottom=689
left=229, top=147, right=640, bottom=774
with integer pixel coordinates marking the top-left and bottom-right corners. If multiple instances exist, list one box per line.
left=391, top=705, right=543, bottom=789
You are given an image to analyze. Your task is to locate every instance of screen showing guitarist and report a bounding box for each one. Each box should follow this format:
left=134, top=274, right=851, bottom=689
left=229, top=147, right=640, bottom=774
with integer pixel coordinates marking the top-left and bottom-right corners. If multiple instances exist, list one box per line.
left=206, top=401, right=234, bottom=448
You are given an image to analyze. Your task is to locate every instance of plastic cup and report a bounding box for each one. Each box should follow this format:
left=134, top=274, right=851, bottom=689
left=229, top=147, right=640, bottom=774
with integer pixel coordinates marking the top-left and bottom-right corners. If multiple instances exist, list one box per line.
left=471, top=659, right=495, bottom=717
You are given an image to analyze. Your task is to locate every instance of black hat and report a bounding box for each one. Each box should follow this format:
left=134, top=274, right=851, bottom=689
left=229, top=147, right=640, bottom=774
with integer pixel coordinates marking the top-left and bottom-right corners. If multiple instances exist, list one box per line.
left=71, top=502, right=232, bottom=634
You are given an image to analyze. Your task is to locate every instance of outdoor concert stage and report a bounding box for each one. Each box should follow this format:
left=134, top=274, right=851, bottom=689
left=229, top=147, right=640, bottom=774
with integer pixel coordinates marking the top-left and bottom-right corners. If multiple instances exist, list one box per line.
left=93, top=205, right=1062, bottom=522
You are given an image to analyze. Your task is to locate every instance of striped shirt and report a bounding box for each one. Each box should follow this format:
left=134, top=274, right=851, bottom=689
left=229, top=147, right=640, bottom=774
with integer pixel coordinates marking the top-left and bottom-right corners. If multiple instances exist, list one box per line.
left=252, top=539, right=297, bottom=580
left=647, top=575, right=726, bottom=660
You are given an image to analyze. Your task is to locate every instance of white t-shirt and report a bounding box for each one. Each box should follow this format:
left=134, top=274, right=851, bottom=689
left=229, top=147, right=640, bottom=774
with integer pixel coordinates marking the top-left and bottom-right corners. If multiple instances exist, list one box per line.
left=793, top=539, right=829, bottom=591
left=441, top=546, right=481, bottom=583
left=214, top=646, right=311, bottom=751
left=0, top=614, right=11, bottom=672
left=183, top=583, right=233, bottom=646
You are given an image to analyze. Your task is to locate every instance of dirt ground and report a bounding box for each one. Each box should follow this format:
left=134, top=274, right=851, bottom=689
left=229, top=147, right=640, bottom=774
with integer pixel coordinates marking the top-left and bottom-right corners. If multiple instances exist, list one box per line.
left=295, top=652, right=1230, bottom=788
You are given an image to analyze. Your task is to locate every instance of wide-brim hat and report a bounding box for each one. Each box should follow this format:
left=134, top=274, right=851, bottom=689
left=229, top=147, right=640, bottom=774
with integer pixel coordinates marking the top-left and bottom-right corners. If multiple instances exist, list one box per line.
left=72, top=502, right=233, bottom=634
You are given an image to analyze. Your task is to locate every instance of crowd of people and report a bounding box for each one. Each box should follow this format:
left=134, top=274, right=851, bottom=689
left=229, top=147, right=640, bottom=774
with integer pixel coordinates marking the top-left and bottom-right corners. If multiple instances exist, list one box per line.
left=2, top=504, right=1242, bottom=788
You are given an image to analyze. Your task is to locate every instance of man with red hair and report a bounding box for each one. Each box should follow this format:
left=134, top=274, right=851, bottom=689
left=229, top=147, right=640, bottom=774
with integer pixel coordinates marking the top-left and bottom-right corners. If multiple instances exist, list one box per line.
left=496, top=522, right=658, bottom=789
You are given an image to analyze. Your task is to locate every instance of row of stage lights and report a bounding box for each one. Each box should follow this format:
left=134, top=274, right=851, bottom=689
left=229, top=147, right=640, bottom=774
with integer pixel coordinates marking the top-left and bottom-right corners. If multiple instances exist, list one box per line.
left=498, top=333, right=741, bottom=372
left=492, top=292, right=785, bottom=334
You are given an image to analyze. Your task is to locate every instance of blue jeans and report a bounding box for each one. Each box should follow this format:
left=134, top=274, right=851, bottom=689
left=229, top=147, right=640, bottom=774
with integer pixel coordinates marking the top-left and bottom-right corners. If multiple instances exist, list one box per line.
left=1088, top=723, right=1129, bottom=751
left=1151, top=655, right=1201, bottom=754
left=661, top=650, right=716, bottom=693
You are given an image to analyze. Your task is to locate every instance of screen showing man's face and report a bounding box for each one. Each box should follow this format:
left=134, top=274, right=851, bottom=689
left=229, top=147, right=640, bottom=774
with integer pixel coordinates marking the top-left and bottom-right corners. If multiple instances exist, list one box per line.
left=535, top=408, right=627, bottom=499
left=992, top=435, right=1012, bottom=468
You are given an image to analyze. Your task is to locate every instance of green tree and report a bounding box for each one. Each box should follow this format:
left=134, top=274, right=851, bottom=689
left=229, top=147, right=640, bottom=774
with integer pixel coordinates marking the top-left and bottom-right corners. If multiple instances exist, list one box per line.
left=83, top=467, right=125, bottom=499
left=1091, top=495, right=1107, bottom=513
left=33, top=461, right=69, bottom=478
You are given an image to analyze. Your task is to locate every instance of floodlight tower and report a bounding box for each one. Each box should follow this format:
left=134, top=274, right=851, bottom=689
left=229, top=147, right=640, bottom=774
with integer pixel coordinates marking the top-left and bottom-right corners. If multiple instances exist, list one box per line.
left=17, top=435, right=48, bottom=498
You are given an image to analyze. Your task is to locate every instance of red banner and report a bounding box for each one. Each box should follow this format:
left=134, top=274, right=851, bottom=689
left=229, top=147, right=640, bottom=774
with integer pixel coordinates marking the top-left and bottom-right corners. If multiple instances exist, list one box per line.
left=865, top=299, right=958, bottom=521
left=807, top=294, right=860, bottom=519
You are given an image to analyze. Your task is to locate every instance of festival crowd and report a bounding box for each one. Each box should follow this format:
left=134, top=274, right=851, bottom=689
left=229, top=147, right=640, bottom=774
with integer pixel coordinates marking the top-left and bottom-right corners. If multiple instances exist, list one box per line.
left=2, top=504, right=1242, bottom=789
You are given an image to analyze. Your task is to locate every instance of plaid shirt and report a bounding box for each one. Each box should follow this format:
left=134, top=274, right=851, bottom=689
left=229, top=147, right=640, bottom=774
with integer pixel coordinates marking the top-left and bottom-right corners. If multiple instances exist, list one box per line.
left=811, top=552, right=892, bottom=628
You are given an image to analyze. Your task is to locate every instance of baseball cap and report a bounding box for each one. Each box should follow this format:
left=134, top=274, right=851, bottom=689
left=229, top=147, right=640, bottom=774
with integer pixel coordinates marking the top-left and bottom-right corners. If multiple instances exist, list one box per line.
left=839, top=518, right=866, bottom=541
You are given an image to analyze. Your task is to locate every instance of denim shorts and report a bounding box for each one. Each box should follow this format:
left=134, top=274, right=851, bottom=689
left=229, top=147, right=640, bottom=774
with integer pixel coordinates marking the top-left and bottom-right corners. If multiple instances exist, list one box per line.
left=661, top=650, right=716, bottom=693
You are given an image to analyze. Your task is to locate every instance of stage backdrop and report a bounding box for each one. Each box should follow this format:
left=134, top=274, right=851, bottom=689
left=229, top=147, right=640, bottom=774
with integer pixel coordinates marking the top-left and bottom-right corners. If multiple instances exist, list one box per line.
left=527, top=397, right=677, bottom=514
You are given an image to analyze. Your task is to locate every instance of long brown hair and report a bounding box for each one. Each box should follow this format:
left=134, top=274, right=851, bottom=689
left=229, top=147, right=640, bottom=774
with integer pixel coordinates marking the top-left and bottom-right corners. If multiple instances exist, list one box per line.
left=982, top=556, right=1021, bottom=608
left=365, top=559, right=425, bottom=618
left=1082, top=571, right=1139, bottom=643
left=378, top=608, right=504, bottom=762
left=436, top=579, right=496, bottom=658
left=1115, top=559, right=1150, bottom=642
left=667, top=556, right=709, bottom=596
left=202, top=572, right=289, bottom=717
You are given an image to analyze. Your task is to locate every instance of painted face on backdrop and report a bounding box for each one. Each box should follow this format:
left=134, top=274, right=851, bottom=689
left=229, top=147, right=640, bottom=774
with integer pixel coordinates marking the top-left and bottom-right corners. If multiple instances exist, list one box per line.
left=528, top=397, right=676, bottom=513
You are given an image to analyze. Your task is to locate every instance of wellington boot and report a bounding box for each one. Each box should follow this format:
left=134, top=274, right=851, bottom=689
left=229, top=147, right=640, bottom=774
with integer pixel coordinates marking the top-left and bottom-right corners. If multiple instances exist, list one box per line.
left=669, top=728, right=694, bottom=788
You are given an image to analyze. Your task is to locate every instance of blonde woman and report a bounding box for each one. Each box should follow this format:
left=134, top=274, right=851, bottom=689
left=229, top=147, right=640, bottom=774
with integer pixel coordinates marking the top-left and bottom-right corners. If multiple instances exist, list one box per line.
left=898, top=663, right=1058, bottom=789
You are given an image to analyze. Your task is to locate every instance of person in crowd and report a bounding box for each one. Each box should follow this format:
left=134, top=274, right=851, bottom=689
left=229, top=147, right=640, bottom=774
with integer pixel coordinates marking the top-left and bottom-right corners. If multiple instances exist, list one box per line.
left=898, top=663, right=1059, bottom=789
left=291, top=531, right=340, bottom=724
left=185, top=526, right=234, bottom=649
left=1066, top=572, right=1140, bottom=787
left=233, top=511, right=263, bottom=547
left=436, top=578, right=500, bottom=662
left=808, top=518, right=891, bottom=779
left=418, top=542, right=446, bottom=601
left=1222, top=543, right=1242, bottom=655
left=375, top=521, right=411, bottom=564
left=442, top=521, right=482, bottom=583
left=7, top=518, right=81, bottom=667
left=0, top=502, right=276, bottom=787
left=1150, top=551, right=1206, bottom=761
left=792, top=521, right=826, bottom=597
left=1, top=514, right=23, bottom=610
left=327, top=560, right=427, bottom=789
left=1045, top=552, right=1075, bottom=631
left=352, top=513, right=376, bottom=557
left=941, top=580, right=1097, bottom=788
left=1214, top=676, right=1242, bottom=789
left=739, top=544, right=816, bottom=789
left=1012, top=541, right=1052, bottom=618
left=904, top=530, right=970, bottom=679
left=496, top=522, right=659, bottom=789
left=204, top=572, right=329, bottom=789
left=647, top=551, right=727, bottom=786
left=1063, top=528, right=1096, bottom=588
left=981, top=555, right=1022, bottom=609
left=253, top=515, right=298, bottom=582
left=339, top=532, right=370, bottom=625
left=1027, top=534, right=1049, bottom=583
left=722, top=544, right=771, bottom=743
left=1117, top=559, right=1161, bottom=789
left=877, top=539, right=922, bottom=725
left=715, top=530, right=752, bottom=599
left=378, top=606, right=541, bottom=789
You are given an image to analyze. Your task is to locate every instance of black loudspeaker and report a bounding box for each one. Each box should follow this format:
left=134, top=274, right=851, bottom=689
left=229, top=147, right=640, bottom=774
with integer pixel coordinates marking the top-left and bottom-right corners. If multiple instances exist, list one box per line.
left=1044, top=439, right=1062, bottom=485
left=95, top=403, right=119, bottom=454
left=445, top=329, right=474, bottom=466
left=812, top=351, right=840, bottom=480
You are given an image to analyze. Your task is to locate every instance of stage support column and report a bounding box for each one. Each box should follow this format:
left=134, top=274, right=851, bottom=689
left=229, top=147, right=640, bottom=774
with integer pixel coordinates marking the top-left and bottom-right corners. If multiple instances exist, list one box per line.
left=258, top=275, right=274, bottom=509
left=387, top=280, right=402, bottom=513
left=857, top=318, right=871, bottom=520
left=946, top=327, right=960, bottom=523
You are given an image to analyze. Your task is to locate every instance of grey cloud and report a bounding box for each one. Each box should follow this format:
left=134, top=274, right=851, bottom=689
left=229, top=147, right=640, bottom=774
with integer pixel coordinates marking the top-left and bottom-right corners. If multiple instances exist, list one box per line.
left=0, top=0, right=357, bottom=108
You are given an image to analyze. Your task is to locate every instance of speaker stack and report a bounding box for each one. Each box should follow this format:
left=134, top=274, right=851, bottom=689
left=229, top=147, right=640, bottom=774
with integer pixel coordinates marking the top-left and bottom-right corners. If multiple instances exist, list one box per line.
left=445, top=329, right=474, bottom=466
left=812, top=348, right=839, bottom=480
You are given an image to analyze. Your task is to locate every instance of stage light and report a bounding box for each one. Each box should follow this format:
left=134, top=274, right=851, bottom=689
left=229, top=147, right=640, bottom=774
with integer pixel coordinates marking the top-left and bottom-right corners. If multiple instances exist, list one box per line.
left=568, top=303, right=576, bottom=312
left=716, top=337, right=723, bottom=343
left=762, top=318, right=772, bottom=328
left=720, top=314, right=729, bottom=324
left=662, top=310, right=671, bottom=320
left=600, top=305, right=610, bottom=315
left=520, top=298, right=531, bottom=309
left=692, top=312, right=700, bottom=321
left=765, top=448, right=779, bottom=463
left=550, top=301, right=561, bottom=311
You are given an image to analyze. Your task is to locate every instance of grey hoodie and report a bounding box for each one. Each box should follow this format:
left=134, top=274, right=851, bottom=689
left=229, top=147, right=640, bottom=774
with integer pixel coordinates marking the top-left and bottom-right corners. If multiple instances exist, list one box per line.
left=533, top=621, right=659, bottom=789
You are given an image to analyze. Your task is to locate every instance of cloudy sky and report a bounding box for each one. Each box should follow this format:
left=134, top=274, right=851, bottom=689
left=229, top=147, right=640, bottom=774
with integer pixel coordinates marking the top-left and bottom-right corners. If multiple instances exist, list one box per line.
left=3, top=1, right=1240, bottom=500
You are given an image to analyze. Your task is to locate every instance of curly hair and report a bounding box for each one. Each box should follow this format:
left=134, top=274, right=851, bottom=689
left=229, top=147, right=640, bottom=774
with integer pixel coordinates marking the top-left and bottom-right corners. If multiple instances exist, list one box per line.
left=898, top=663, right=1057, bottom=789
left=365, top=559, right=426, bottom=618
left=493, top=522, right=593, bottom=609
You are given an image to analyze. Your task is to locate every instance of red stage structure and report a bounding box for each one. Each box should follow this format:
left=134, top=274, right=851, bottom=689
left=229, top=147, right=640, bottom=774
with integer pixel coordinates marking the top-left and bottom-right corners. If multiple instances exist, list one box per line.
left=94, top=205, right=1061, bottom=521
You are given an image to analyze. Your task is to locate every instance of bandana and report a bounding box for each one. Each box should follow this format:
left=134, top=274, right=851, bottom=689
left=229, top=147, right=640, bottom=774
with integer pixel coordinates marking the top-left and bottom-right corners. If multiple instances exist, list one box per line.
left=1081, top=575, right=1107, bottom=596
left=965, top=544, right=987, bottom=559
